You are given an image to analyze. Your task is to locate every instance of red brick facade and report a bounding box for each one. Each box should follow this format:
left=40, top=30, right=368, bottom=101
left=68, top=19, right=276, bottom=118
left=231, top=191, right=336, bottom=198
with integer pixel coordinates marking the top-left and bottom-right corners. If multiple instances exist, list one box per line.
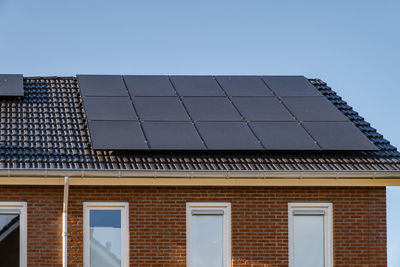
left=0, top=185, right=386, bottom=266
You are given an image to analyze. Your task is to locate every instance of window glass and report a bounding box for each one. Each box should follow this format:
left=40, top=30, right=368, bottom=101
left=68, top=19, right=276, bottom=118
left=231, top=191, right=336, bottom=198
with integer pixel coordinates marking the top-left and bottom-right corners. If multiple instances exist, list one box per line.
left=293, top=215, right=324, bottom=267
left=187, top=203, right=231, bottom=267
left=0, top=213, right=20, bottom=267
left=90, top=210, right=122, bottom=267
left=192, top=215, right=223, bottom=267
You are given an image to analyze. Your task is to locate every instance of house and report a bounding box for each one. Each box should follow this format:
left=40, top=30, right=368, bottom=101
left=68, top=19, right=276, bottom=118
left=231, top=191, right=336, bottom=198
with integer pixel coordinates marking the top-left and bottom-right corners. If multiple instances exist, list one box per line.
left=0, top=74, right=399, bottom=266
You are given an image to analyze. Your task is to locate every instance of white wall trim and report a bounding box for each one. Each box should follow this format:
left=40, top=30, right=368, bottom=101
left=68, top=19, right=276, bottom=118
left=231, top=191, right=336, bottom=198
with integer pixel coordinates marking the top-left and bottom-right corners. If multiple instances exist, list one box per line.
left=83, top=202, right=129, bottom=267
left=0, top=201, right=27, bottom=267
left=186, top=202, right=231, bottom=267
left=288, top=202, right=333, bottom=267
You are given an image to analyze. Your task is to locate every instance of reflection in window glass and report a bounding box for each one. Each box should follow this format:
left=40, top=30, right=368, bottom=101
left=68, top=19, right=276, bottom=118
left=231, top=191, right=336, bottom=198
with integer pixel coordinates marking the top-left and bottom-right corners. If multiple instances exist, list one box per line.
left=0, top=213, right=20, bottom=267
left=293, top=215, right=324, bottom=267
left=192, top=215, right=223, bottom=267
left=90, top=210, right=121, bottom=267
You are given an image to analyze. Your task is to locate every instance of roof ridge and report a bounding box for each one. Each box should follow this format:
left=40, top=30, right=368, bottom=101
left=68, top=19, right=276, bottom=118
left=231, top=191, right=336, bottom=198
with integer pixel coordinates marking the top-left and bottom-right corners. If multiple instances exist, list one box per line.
left=24, top=76, right=76, bottom=80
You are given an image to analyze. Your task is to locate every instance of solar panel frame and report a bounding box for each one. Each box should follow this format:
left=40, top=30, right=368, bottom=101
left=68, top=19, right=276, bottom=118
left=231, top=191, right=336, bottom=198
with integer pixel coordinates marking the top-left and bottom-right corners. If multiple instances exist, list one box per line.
left=133, top=97, right=191, bottom=121
left=302, top=121, right=378, bottom=150
left=216, top=76, right=274, bottom=96
left=124, top=75, right=176, bottom=96
left=170, top=76, right=225, bottom=96
left=82, top=96, right=137, bottom=121
left=262, top=76, right=322, bottom=97
left=195, top=121, right=263, bottom=150
left=77, top=75, right=129, bottom=97
left=0, top=74, right=23, bottom=96
left=88, top=121, right=148, bottom=150
left=249, top=122, right=320, bottom=150
left=142, top=122, right=206, bottom=149
left=231, top=97, right=295, bottom=121
left=182, top=97, right=242, bottom=121
left=281, top=96, right=349, bottom=122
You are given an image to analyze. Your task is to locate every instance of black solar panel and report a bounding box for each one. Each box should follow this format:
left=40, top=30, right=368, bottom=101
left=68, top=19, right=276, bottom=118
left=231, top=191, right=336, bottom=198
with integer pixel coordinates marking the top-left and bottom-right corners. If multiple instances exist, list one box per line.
left=170, top=76, right=225, bottom=96
left=142, top=122, right=205, bottom=149
left=216, top=76, right=273, bottom=96
left=263, top=76, right=321, bottom=96
left=88, top=121, right=147, bottom=150
left=0, top=74, right=23, bottom=96
left=182, top=97, right=242, bottom=121
left=77, top=74, right=378, bottom=151
left=232, top=97, right=295, bottom=121
left=124, top=75, right=176, bottom=96
left=83, top=97, right=137, bottom=121
left=303, top=122, right=378, bottom=150
left=282, top=96, right=348, bottom=121
left=77, top=75, right=128, bottom=96
left=250, top=122, right=319, bottom=150
left=134, top=97, right=190, bottom=121
left=196, top=122, right=262, bottom=150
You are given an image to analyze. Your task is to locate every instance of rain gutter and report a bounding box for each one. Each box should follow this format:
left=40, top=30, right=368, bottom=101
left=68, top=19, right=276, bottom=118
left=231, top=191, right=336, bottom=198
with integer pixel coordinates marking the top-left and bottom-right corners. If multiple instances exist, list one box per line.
left=0, top=169, right=399, bottom=186
left=0, top=168, right=400, bottom=178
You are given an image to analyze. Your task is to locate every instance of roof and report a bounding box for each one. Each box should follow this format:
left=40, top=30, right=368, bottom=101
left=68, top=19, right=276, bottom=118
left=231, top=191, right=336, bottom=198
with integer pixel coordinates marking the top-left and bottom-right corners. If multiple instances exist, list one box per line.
left=0, top=76, right=399, bottom=172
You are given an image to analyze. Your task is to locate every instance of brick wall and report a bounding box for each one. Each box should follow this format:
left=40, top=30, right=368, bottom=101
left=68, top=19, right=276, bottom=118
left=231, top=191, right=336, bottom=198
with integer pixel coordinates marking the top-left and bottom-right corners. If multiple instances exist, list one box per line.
left=0, top=186, right=387, bottom=266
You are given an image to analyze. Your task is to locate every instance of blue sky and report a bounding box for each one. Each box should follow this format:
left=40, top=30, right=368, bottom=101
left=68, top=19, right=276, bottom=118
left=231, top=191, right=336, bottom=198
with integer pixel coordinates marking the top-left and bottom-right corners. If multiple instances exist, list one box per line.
left=0, top=0, right=399, bottom=265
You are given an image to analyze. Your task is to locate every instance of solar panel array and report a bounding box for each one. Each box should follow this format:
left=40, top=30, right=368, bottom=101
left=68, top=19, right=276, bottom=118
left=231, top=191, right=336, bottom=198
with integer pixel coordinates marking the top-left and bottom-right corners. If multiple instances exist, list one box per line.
left=0, top=74, right=24, bottom=96
left=77, top=75, right=378, bottom=151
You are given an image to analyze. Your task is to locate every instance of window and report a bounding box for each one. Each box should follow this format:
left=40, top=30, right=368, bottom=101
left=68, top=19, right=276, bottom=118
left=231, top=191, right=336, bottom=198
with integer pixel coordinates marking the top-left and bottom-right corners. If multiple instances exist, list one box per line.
left=83, top=202, right=129, bottom=267
left=0, top=202, right=27, bottom=267
left=288, top=203, right=333, bottom=267
left=186, top=202, right=231, bottom=267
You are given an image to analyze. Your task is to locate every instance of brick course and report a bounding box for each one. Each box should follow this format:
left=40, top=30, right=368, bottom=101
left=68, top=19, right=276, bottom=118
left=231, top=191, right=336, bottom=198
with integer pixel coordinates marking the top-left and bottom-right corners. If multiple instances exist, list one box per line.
left=0, top=186, right=386, bottom=266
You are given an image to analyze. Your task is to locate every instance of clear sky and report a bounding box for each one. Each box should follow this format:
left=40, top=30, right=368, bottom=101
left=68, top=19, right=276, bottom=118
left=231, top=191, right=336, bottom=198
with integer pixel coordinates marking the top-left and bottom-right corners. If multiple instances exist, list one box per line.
left=1, top=0, right=399, bottom=265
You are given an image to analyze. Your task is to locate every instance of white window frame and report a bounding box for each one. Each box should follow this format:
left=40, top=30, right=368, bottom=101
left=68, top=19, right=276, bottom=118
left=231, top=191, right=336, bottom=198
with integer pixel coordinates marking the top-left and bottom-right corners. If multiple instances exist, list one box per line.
left=186, top=202, right=231, bottom=267
left=288, top=202, right=333, bottom=267
left=0, top=201, right=27, bottom=267
left=83, top=202, right=129, bottom=267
